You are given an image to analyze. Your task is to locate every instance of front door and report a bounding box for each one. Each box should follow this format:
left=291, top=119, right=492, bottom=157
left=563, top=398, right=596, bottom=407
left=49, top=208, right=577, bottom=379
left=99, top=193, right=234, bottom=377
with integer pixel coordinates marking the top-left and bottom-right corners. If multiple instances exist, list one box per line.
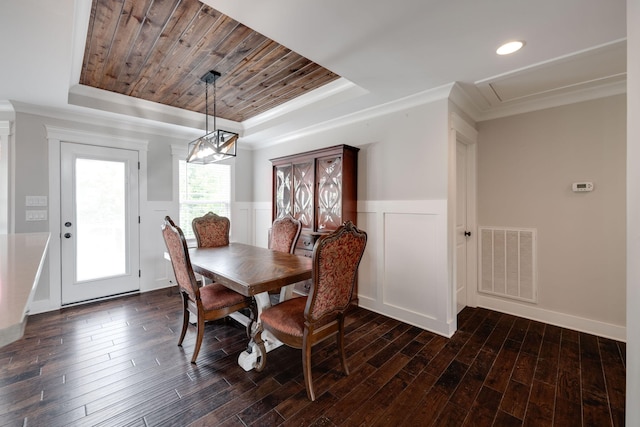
left=60, top=142, right=140, bottom=304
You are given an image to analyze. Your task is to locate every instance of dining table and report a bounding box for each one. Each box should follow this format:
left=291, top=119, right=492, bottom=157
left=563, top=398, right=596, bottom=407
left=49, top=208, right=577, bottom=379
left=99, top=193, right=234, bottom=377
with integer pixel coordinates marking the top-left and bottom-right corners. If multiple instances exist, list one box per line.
left=184, top=242, right=312, bottom=371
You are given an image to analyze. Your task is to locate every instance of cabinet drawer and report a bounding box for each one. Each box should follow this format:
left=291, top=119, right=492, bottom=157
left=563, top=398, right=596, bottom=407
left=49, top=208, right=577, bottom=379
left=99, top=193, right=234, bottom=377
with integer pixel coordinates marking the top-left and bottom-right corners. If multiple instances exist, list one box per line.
left=296, top=234, right=316, bottom=252
left=294, top=247, right=313, bottom=258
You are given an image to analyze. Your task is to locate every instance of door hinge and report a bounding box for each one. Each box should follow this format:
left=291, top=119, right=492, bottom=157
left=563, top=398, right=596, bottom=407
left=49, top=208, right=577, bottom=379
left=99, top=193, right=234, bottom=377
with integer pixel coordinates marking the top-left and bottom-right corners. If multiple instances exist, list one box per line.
left=138, top=161, right=140, bottom=170
left=139, top=270, right=141, bottom=278
left=138, top=216, right=141, bottom=223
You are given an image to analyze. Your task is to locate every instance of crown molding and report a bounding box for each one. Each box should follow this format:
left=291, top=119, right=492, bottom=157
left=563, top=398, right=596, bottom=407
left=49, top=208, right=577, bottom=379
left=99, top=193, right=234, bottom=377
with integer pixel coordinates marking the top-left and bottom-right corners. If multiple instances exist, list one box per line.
left=450, top=75, right=627, bottom=124
left=247, top=82, right=455, bottom=149
left=474, top=79, right=626, bottom=122
left=0, top=100, right=15, bottom=114
left=9, top=100, right=205, bottom=141
left=44, top=125, right=149, bottom=151
left=68, top=84, right=242, bottom=133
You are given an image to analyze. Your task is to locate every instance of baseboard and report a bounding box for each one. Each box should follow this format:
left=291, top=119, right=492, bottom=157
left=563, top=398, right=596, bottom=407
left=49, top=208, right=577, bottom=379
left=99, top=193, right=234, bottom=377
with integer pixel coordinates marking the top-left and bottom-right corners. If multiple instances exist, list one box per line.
left=358, top=296, right=455, bottom=338
left=477, top=294, right=626, bottom=342
left=28, top=299, right=59, bottom=315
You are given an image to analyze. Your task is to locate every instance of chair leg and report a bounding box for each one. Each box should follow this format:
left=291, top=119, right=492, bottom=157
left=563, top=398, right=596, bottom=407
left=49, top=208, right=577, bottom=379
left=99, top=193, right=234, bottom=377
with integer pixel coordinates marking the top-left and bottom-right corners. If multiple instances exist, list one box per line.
left=337, top=316, right=349, bottom=375
left=177, top=295, right=189, bottom=346
left=191, top=311, right=205, bottom=364
left=302, top=332, right=315, bottom=401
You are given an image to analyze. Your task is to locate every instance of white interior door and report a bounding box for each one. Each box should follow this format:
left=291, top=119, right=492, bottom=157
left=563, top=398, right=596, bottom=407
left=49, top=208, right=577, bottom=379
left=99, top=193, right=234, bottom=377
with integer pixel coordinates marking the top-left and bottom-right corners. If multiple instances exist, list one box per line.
left=61, top=142, right=140, bottom=304
left=456, top=140, right=469, bottom=313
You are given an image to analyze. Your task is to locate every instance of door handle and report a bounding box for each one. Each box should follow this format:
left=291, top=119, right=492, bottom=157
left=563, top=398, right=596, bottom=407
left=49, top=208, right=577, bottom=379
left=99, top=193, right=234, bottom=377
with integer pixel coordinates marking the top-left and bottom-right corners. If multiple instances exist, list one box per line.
left=64, top=233, right=72, bottom=238
left=464, top=231, right=471, bottom=237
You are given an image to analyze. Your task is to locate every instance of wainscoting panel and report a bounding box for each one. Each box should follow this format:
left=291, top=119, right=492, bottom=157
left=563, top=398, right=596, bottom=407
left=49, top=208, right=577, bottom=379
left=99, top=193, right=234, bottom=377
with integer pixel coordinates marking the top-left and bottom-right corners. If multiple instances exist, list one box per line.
left=357, top=200, right=453, bottom=337
left=229, top=200, right=453, bottom=337
left=254, top=204, right=272, bottom=248
left=355, top=212, right=377, bottom=301
left=232, top=204, right=250, bottom=244
left=231, top=202, right=270, bottom=247
left=384, top=213, right=441, bottom=315
left=141, top=202, right=177, bottom=292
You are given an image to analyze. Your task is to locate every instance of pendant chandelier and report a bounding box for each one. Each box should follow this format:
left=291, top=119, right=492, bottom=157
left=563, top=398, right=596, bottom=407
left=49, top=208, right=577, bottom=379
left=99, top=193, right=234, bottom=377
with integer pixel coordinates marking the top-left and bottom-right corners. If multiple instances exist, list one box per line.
left=186, top=70, right=238, bottom=164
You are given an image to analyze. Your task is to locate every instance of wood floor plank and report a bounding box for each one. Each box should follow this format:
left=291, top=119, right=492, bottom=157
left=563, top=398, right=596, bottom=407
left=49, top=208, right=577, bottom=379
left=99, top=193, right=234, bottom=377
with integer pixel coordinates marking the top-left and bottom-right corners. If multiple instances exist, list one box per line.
left=500, top=379, right=531, bottom=420
left=484, top=338, right=521, bottom=393
left=461, top=385, right=501, bottom=426
left=0, top=290, right=625, bottom=426
left=371, top=369, right=438, bottom=427
left=598, top=337, right=626, bottom=413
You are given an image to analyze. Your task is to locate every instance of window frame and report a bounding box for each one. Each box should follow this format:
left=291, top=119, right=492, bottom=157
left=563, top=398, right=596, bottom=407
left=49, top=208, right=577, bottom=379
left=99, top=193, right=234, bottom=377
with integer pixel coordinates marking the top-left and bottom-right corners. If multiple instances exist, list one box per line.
left=171, top=144, right=235, bottom=240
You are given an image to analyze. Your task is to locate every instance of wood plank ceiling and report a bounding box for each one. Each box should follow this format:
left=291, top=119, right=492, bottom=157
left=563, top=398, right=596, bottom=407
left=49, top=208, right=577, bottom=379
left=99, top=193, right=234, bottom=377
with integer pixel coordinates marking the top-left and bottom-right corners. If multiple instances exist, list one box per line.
left=80, top=0, right=340, bottom=123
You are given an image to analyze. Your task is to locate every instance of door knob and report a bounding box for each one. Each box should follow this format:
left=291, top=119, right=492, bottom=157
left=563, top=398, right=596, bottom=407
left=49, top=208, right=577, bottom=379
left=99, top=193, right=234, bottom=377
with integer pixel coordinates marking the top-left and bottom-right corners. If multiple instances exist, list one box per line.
left=64, top=233, right=72, bottom=238
left=464, top=231, right=472, bottom=237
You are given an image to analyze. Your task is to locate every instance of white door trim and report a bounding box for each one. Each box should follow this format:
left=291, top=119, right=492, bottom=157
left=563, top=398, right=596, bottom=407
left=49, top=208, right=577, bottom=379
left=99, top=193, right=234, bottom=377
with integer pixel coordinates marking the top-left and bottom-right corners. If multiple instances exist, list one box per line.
left=450, top=113, right=478, bottom=309
left=43, top=125, right=148, bottom=312
left=60, top=142, right=140, bottom=304
left=0, top=121, right=12, bottom=234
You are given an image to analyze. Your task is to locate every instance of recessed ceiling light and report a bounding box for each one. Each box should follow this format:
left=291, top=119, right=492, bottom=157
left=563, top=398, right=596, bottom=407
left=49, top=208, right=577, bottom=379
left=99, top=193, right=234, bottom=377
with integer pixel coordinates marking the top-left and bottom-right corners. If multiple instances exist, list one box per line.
left=496, top=41, right=525, bottom=55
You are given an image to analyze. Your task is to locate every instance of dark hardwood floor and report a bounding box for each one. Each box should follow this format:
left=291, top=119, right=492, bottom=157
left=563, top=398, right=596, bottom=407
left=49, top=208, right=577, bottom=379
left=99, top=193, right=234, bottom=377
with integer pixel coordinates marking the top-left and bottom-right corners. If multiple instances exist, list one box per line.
left=0, top=288, right=625, bottom=426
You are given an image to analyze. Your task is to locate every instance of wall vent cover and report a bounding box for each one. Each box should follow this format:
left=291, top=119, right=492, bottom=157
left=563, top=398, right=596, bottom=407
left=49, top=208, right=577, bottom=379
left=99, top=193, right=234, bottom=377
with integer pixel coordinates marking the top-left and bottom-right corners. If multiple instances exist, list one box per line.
left=479, top=227, right=537, bottom=303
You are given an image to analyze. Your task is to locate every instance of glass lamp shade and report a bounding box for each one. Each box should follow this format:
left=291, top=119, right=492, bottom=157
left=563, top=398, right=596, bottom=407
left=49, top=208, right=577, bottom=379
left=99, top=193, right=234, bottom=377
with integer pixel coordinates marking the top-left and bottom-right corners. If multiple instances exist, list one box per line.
left=186, top=130, right=238, bottom=164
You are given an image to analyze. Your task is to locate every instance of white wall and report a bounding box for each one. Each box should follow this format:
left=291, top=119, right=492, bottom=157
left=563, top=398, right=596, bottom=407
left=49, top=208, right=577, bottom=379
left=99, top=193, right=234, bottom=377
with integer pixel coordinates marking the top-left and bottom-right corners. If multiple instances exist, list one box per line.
left=477, top=95, right=626, bottom=340
left=626, top=0, right=639, bottom=424
left=251, top=98, right=457, bottom=336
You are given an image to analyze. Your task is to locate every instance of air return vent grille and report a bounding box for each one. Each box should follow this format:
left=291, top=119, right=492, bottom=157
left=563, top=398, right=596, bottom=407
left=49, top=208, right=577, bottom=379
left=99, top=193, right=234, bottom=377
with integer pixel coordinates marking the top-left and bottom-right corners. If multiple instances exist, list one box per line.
left=479, top=227, right=537, bottom=303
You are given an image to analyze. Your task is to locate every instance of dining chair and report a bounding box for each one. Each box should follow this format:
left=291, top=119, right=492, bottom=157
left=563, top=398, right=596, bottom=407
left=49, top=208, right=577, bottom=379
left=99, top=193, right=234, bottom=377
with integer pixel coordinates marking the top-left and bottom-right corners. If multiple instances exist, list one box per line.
left=162, top=216, right=251, bottom=364
left=269, top=214, right=302, bottom=254
left=191, top=212, right=230, bottom=286
left=192, top=212, right=230, bottom=248
left=255, top=221, right=367, bottom=400
left=268, top=214, right=302, bottom=300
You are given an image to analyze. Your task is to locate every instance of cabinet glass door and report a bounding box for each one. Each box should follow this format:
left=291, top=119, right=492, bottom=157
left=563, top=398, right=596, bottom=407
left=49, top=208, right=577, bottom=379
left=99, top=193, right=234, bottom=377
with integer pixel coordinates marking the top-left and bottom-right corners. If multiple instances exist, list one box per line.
left=317, top=156, right=342, bottom=231
left=293, top=161, right=314, bottom=229
left=275, top=164, right=292, bottom=218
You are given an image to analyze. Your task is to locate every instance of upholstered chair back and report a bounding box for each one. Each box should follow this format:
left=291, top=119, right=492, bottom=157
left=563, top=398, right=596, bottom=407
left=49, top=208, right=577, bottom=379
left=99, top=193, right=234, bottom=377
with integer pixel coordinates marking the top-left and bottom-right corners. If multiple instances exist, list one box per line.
left=270, top=215, right=302, bottom=254
left=192, top=212, right=230, bottom=248
left=162, top=216, right=200, bottom=300
left=306, top=221, right=367, bottom=322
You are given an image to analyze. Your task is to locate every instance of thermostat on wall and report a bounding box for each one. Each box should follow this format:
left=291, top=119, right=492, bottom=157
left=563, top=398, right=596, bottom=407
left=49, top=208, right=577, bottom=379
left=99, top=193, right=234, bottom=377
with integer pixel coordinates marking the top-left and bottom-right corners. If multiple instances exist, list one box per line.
left=572, top=182, right=594, bottom=192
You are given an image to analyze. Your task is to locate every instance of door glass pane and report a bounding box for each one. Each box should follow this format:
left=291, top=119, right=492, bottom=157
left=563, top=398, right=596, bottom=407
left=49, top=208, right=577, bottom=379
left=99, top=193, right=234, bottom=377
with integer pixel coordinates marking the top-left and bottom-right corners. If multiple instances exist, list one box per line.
left=317, top=156, right=342, bottom=231
left=75, top=158, right=127, bottom=281
left=293, top=161, right=313, bottom=228
left=275, top=165, right=292, bottom=219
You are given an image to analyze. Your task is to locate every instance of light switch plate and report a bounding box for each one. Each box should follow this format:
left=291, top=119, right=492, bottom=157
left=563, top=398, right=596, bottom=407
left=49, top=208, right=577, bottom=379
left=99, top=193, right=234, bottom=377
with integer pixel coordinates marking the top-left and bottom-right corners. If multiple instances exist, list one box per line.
left=26, top=210, right=47, bottom=221
left=26, top=196, right=48, bottom=206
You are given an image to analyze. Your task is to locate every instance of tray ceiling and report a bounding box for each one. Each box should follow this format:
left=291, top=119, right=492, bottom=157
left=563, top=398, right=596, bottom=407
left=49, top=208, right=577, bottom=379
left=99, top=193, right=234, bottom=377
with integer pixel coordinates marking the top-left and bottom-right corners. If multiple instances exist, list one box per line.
left=80, top=0, right=339, bottom=123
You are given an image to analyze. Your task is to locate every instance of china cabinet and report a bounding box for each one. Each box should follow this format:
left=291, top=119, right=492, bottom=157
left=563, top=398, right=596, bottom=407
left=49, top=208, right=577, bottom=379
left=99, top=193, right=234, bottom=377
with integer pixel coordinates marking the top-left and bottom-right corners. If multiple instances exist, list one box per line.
left=271, top=145, right=359, bottom=295
left=271, top=144, right=359, bottom=253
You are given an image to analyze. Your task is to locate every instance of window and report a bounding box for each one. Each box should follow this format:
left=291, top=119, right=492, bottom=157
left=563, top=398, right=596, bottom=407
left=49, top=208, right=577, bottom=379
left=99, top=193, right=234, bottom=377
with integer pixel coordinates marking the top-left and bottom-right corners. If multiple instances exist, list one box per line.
left=178, top=161, right=230, bottom=239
